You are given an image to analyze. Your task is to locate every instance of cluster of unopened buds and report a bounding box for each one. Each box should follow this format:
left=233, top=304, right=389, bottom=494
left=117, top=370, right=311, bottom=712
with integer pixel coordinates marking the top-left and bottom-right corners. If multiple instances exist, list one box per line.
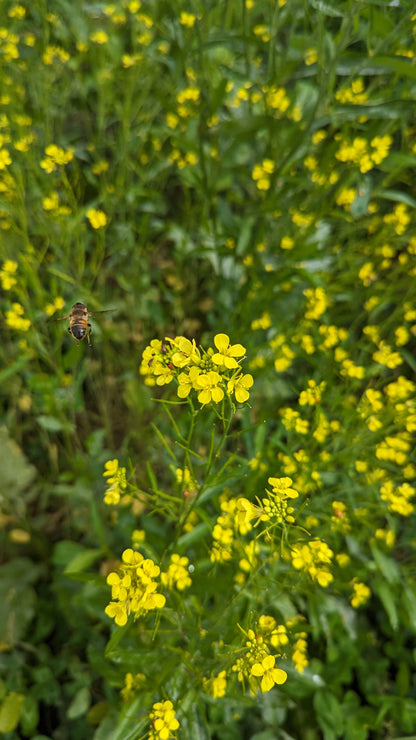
left=140, top=333, right=253, bottom=406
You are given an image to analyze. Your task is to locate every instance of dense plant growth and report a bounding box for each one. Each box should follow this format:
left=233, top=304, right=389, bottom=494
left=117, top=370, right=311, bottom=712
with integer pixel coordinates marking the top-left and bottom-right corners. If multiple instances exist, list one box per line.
left=1, top=1, right=416, bottom=738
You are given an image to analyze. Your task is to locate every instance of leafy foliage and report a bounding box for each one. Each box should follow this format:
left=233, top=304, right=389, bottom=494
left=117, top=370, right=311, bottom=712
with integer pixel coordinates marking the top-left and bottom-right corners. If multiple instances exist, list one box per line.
left=1, top=0, right=416, bottom=738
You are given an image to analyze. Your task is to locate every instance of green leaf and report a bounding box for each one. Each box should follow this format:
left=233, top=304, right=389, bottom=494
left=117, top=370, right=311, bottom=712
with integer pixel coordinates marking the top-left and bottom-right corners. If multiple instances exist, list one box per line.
left=64, top=547, right=105, bottom=574
left=374, top=581, right=398, bottom=630
left=309, top=0, right=345, bottom=16
left=314, top=689, right=344, bottom=738
left=0, top=426, right=35, bottom=502
left=0, top=692, right=25, bottom=732
left=0, top=558, right=41, bottom=646
left=370, top=544, right=400, bottom=583
left=67, top=687, right=90, bottom=720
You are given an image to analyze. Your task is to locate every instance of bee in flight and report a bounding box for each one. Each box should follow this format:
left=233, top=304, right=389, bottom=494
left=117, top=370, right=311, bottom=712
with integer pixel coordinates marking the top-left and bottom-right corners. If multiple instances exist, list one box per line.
left=53, top=302, right=113, bottom=345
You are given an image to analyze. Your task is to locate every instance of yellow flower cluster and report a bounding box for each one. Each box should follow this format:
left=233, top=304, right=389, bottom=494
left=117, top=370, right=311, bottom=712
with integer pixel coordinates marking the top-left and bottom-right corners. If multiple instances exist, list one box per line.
left=5, top=302, right=31, bottom=331
left=40, top=144, right=73, bottom=173
left=335, top=135, right=392, bottom=173
left=237, top=476, right=299, bottom=530
left=231, top=624, right=287, bottom=694
left=291, top=539, right=334, bottom=587
left=350, top=581, right=371, bottom=608
left=335, top=78, right=368, bottom=104
left=105, top=548, right=166, bottom=626
left=380, top=481, right=415, bottom=516
left=252, top=158, right=275, bottom=190
left=160, top=553, right=192, bottom=591
left=140, top=334, right=253, bottom=407
left=148, top=700, right=179, bottom=740
left=86, top=208, right=107, bottom=229
left=298, top=379, right=326, bottom=406
left=103, top=459, right=127, bottom=505
left=0, top=259, right=17, bottom=290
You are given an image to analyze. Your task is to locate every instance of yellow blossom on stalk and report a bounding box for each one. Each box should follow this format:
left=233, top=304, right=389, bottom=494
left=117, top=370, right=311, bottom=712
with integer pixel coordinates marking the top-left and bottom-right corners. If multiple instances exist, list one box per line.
left=292, top=633, right=309, bottom=672
left=291, top=540, right=334, bottom=586
left=148, top=700, right=179, bottom=740
left=380, top=480, right=415, bottom=516
left=351, top=581, right=371, bottom=608
left=212, top=333, right=245, bottom=369
left=251, top=312, right=271, bottom=330
left=305, top=48, right=317, bottom=65
left=180, top=11, right=196, bottom=27
left=177, top=365, right=200, bottom=398
left=161, top=554, right=192, bottom=591
left=105, top=548, right=166, bottom=626
left=335, top=78, right=368, bottom=104
left=303, top=286, right=329, bottom=320
left=250, top=655, right=287, bottom=693
left=227, top=373, right=253, bottom=403
left=90, top=30, right=109, bottom=44
left=42, top=45, right=70, bottom=64
left=0, top=148, right=11, bottom=168
left=5, top=302, right=31, bottom=331
left=384, top=203, right=410, bottom=234
left=40, top=144, right=73, bottom=173
left=120, top=672, right=145, bottom=701
left=45, top=296, right=65, bottom=316
left=168, top=335, right=200, bottom=368
left=86, top=208, right=107, bottom=229
left=299, top=379, right=325, bottom=406
left=103, top=458, right=127, bottom=505
left=0, top=259, right=17, bottom=289
left=331, top=501, right=350, bottom=532
left=373, top=341, right=402, bottom=369
left=252, top=159, right=275, bottom=190
left=196, top=371, right=224, bottom=405
left=280, top=408, right=309, bottom=434
left=203, top=671, right=227, bottom=699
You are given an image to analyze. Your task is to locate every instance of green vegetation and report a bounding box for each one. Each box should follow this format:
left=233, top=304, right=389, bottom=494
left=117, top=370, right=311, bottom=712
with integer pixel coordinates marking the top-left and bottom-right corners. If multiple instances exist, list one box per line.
left=1, top=0, right=416, bottom=738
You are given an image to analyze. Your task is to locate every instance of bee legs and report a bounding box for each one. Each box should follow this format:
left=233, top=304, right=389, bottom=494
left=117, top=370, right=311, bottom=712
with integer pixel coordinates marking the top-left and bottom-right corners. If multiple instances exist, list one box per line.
left=86, top=323, right=92, bottom=346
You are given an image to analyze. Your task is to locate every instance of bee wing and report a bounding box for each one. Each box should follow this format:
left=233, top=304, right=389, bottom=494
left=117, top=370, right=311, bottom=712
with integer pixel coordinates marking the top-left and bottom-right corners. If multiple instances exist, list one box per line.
left=50, top=314, right=71, bottom=322
left=86, top=309, right=116, bottom=317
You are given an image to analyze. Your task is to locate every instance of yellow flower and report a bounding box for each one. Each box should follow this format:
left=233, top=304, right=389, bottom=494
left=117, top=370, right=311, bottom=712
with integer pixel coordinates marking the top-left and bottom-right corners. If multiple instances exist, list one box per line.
left=227, top=373, right=253, bottom=403
left=196, top=371, right=224, bottom=405
left=180, top=11, right=196, bottom=27
left=212, top=333, right=245, bottom=369
left=250, top=655, right=287, bottom=692
left=86, top=208, right=107, bottom=229
left=90, top=30, right=109, bottom=44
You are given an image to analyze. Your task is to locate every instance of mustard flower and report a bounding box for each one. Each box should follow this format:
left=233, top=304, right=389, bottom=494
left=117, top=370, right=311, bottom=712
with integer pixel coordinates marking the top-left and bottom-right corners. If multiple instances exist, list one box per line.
left=196, top=371, right=224, bottom=405
left=105, top=549, right=166, bottom=625
left=203, top=670, right=227, bottom=699
left=86, top=208, right=107, bottom=229
left=351, top=582, right=371, bottom=608
left=5, top=303, right=31, bottom=331
left=90, top=30, right=109, bottom=44
left=0, top=149, right=11, bottom=169
left=40, top=144, right=73, bottom=173
left=161, top=553, right=192, bottom=591
left=180, top=11, right=196, bottom=27
left=227, top=373, right=253, bottom=403
left=292, top=633, right=309, bottom=672
left=212, top=333, right=245, bottom=369
left=291, top=540, right=334, bottom=586
left=103, top=459, right=127, bottom=504
left=298, top=379, right=325, bottom=406
left=250, top=655, right=287, bottom=692
left=168, top=335, right=200, bottom=368
left=0, top=259, right=17, bottom=290
left=148, top=700, right=179, bottom=740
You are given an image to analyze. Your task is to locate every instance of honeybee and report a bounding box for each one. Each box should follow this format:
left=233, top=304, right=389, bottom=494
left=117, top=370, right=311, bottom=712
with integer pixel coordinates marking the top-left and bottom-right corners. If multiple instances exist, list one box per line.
left=52, top=302, right=113, bottom=345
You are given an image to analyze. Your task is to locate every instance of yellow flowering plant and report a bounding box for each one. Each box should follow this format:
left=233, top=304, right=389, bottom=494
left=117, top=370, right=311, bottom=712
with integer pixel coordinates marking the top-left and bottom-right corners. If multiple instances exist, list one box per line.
left=2, top=1, right=416, bottom=739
